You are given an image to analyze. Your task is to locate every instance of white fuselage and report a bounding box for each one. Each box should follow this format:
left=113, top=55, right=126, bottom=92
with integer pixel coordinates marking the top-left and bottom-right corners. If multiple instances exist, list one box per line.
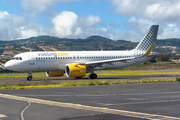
left=5, top=50, right=152, bottom=72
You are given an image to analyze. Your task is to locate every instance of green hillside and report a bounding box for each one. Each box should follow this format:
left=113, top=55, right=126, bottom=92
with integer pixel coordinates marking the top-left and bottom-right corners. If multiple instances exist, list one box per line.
left=0, top=36, right=180, bottom=56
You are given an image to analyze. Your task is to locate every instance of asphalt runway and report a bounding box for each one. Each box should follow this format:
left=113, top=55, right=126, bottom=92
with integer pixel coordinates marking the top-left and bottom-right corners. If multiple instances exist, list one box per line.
left=1, top=82, right=180, bottom=120
left=1, top=74, right=180, bottom=84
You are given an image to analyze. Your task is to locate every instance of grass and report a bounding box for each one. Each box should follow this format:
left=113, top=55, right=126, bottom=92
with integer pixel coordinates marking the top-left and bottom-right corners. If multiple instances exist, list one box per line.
left=0, top=78, right=178, bottom=90
left=0, top=74, right=47, bottom=78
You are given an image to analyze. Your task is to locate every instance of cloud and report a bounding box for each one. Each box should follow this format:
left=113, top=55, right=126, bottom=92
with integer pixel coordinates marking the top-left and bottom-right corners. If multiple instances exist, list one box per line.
left=0, top=11, right=9, bottom=19
left=106, top=0, right=180, bottom=41
left=0, top=11, right=46, bottom=40
left=15, top=26, right=46, bottom=39
left=20, top=0, right=82, bottom=15
left=51, top=11, right=107, bottom=38
left=79, top=15, right=101, bottom=27
left=51, top=11, right=79, bottom=37
left=159, top=24, right=180, bottom=39
left=109, top=16, right=180, bottom=41
left=0, top=10, right=108, bottom=40
left=110, top=0, right=180, bottom=22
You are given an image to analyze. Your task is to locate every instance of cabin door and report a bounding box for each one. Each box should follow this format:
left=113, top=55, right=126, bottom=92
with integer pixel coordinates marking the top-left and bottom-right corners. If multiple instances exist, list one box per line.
left=28, top=53, right=35, bottom=65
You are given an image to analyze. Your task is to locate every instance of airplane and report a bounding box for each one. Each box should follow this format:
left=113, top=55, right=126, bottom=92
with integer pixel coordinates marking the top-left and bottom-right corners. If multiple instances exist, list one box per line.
left=5, top=25, right=159, bottom=81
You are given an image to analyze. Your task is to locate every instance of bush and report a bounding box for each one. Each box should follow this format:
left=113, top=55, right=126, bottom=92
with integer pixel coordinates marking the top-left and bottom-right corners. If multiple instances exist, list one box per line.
left=175, top=77, right=180, bottom=82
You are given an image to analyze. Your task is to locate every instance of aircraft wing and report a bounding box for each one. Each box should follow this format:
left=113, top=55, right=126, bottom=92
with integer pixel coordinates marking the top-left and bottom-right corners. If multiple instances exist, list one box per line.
left=84, top=55, right=143, bottom=66
left=84, top=52, right=171, bottom=67
left=84, top=43, right=155, bottom=66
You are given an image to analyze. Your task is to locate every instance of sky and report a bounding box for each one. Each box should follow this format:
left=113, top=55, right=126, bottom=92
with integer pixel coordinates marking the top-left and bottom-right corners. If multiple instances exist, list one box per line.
left=0, top=0, right=180, bottom=41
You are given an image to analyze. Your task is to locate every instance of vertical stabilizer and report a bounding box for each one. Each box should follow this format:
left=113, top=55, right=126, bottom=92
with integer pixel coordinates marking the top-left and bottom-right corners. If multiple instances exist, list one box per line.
left=134, top=25, right=159, bottom=52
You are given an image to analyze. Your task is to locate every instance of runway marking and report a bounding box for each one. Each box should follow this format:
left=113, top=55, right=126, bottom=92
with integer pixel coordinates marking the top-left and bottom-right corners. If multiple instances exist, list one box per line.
left=0, top=93, right=180, bottom=120
left=13, top=91, right=180, bottom=97
left=0, top=114, right=7, bottom=118
left=20, top=101, right=31, bottom=120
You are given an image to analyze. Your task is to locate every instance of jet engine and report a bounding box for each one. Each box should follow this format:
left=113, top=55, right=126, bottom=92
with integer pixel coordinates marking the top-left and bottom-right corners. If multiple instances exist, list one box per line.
left=46, top=71, right=64, bottom=77
left=65, top=64, right=86, bottom=78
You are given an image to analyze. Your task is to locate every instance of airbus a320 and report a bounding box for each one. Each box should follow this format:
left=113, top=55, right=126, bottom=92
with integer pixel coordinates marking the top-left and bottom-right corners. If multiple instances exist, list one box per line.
left=5, top=25, right=160, bottom=81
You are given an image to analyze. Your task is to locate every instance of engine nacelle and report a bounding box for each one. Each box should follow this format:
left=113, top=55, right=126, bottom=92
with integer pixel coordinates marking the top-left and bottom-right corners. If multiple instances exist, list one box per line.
left=65, top=64, right=86, bottom=78
left=46, top=71, right=64, bottom=77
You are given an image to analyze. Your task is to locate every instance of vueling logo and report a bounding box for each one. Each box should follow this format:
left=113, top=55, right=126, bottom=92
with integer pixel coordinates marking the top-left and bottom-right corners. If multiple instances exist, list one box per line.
left=57, top=53, right=69, bottom=56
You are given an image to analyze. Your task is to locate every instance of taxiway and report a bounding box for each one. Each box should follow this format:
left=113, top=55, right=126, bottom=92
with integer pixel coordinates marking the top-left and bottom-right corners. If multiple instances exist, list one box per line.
left=1, top=82, right=180, bottom=120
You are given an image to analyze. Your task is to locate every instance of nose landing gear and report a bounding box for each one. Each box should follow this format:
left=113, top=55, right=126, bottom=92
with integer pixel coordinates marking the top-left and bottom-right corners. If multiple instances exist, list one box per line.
left=27, top=72, right=33, bottom=81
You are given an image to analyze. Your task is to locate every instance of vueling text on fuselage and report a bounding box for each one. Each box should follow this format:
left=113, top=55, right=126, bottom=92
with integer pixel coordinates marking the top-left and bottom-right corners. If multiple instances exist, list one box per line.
left=37, top=52, right=69, bottom=57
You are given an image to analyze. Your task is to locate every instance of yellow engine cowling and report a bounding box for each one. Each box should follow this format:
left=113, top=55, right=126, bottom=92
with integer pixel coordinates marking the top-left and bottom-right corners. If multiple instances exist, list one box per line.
left=46, top=71, right=64, bottom=77
left=65, top=64, right=86, bottom=78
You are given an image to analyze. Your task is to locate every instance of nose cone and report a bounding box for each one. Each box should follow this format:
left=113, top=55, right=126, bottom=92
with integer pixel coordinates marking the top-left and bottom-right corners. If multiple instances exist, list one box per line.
left=5, top=61, right=14, bottom=71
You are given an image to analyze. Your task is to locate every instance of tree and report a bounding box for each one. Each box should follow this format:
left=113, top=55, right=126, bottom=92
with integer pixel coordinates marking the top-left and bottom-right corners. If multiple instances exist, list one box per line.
left=157, top=56, right=169, bottom=61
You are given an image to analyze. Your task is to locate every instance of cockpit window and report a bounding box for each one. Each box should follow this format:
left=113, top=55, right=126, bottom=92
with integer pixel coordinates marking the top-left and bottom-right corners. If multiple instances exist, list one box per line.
left=12, top=57, right=22, bottom=60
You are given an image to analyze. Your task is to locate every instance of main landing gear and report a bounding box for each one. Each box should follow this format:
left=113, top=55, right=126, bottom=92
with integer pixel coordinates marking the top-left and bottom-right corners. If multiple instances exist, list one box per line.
left=88, top=66, right=97, bottom=79
left=27, top=72, right=33, bottom=81
left=89, top=73, right=97, bottom=79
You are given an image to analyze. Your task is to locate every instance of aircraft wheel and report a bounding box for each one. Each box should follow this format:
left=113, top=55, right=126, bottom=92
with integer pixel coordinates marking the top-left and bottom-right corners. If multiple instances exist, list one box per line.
left=27, top=76, right=32, bottom=81
left=90, top=73, right=97, bottom=79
